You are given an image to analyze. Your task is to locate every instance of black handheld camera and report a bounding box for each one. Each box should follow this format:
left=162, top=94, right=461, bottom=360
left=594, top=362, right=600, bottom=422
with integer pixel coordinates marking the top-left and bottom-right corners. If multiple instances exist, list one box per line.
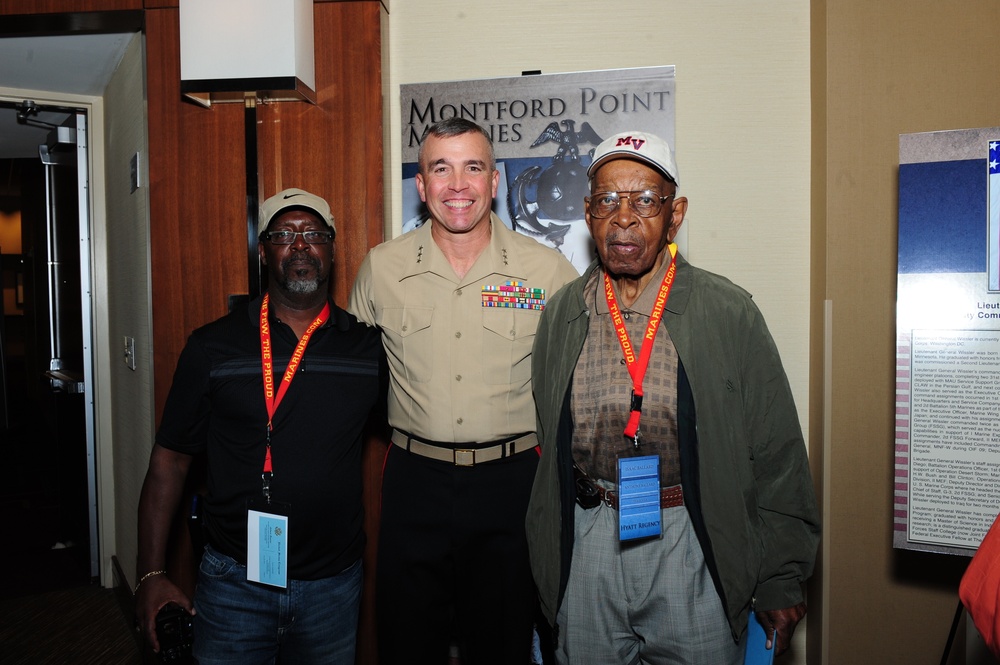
left=155, top=603, right=194, bottom=663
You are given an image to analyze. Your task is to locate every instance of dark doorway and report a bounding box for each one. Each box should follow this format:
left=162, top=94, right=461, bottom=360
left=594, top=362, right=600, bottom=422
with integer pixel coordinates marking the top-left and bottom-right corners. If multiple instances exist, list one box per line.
left=0, top=108, right=95, bottom=597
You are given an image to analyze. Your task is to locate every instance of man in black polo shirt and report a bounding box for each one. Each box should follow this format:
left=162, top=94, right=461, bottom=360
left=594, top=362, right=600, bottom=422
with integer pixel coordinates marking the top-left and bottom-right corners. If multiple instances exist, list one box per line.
left=135, top=188, right=387, bottom=664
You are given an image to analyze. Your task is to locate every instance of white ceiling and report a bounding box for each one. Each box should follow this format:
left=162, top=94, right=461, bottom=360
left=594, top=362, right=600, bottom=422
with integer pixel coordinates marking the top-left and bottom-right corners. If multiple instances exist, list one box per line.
left=0, top=32, right=136, bottom=159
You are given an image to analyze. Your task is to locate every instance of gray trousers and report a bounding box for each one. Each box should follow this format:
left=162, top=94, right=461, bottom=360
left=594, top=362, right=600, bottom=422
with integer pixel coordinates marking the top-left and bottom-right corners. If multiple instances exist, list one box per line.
left=555, top=499, right=744, bottom=665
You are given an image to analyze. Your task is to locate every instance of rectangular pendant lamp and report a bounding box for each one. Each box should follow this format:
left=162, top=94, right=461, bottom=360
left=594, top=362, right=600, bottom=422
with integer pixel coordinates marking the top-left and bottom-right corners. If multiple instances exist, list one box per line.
left=179, top=0, right=316, bottom=106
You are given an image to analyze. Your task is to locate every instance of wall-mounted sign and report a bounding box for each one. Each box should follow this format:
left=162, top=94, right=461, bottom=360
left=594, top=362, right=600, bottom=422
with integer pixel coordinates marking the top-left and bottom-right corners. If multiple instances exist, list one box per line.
left=895, top=127, right=1000, bottom=555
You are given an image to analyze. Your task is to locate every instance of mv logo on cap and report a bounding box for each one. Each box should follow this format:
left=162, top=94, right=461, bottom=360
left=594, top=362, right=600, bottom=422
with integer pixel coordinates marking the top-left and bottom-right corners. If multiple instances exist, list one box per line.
left=616, top=136, right=646, bottom=151
left=588, top=130, right=679, bottom=185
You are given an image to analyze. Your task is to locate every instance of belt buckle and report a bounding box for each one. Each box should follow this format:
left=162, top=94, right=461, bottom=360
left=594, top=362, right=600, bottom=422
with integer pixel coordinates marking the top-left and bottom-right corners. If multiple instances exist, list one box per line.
left=454, top=449, right=476, bottom=466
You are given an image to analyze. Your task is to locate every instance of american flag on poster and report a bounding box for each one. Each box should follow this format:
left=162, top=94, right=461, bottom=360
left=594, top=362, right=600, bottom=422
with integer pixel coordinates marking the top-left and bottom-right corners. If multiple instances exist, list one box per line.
left=990, top=140, right=1000, bottom=291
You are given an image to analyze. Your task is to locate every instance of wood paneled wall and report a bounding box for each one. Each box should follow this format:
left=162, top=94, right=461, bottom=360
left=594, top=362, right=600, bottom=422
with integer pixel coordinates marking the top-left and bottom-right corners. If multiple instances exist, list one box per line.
left=145, top=8, right=248, bottom=415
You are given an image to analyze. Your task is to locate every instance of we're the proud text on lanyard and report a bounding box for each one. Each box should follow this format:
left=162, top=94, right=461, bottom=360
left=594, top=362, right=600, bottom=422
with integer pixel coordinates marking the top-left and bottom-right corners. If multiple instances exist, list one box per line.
left=259, top=293, right=330, bottom=492
left=603, top=243, right=678, bottom=447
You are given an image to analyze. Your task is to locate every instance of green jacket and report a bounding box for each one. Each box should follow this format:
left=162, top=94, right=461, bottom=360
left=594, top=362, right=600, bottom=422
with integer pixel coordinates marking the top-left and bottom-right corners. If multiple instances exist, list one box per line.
left=525, top=254, right=821, bottom=641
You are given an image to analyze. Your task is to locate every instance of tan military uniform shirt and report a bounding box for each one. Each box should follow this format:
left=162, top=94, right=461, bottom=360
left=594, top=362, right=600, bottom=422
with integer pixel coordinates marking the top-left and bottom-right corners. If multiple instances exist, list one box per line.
left=349, top=214, right=579, bottom=443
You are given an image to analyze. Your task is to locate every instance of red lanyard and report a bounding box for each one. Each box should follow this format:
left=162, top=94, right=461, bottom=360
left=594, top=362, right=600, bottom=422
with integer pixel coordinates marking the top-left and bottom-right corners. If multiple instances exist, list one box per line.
left=603, top=244, right=677, bottom=446
left=259, top=293, right=330, bottom=474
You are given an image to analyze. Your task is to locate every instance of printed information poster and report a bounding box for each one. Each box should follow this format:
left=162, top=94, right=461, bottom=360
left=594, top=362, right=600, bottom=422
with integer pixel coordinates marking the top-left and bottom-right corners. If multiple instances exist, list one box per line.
left=895, top=127, right=1000, bottom=555
left=400, top=66, right=676, bottom=274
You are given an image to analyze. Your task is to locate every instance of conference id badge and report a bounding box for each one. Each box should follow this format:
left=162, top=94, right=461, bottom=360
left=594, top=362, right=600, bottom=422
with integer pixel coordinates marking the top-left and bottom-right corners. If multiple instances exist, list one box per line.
left=617, top=454, right=662, bottom=541
left=246, top=499, right=290, bottom=588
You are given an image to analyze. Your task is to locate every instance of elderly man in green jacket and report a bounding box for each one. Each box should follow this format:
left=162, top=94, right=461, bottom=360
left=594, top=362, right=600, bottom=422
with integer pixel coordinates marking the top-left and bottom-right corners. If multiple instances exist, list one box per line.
left=525, top=130, right=820, bottom=665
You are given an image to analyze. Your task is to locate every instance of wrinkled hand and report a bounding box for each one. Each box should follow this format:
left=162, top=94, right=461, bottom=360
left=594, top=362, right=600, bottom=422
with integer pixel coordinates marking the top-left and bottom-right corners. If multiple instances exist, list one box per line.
left=135, top=574, right=194, bottom=653
left=755, top=602, right=806, bottom=657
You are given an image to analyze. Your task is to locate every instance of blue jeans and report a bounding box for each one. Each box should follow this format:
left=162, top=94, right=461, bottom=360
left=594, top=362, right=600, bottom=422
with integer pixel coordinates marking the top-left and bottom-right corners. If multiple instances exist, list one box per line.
left=193, top=544, right=362, bottom=665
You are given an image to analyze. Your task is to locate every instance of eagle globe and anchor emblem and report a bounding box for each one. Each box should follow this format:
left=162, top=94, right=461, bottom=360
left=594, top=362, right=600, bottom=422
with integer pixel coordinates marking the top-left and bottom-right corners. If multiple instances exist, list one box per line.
left=507, top=119, right=603, bottom=252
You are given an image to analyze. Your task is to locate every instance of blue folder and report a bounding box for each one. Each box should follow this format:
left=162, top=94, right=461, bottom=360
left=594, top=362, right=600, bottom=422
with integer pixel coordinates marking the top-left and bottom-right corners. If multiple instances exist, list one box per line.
left=744, top=611, right=775, bottom=665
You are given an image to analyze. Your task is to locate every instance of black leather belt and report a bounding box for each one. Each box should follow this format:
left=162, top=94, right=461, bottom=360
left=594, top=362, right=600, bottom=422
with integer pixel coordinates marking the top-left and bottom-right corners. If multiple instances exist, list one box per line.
left=597, top=484, right=684, bottom=510
left=391, top=429, right=537, bottom=467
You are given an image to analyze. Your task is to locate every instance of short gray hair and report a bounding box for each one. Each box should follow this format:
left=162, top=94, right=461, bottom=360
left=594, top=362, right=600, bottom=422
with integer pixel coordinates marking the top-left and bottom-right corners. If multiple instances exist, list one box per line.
left=417, top=117, right=496, bottom=172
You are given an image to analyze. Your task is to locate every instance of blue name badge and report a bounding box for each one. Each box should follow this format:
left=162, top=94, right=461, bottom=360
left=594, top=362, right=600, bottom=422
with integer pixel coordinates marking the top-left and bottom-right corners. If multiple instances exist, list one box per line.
left=247, top=510, right=288, bottom=588
left=617, top=455, right=662, bottom=541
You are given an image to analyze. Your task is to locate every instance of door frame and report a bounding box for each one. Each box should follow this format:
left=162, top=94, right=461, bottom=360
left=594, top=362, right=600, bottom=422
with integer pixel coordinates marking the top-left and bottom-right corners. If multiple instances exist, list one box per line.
left=0, top=87, right=115, bottom=585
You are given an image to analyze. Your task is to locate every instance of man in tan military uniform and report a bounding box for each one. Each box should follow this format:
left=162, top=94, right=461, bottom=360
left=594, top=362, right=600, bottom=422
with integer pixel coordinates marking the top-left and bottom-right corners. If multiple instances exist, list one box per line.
left=349, top=118, right=578, bottom=664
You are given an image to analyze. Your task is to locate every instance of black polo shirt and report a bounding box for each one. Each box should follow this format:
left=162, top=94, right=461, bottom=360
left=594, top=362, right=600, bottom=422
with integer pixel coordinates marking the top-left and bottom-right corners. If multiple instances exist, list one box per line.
left=156, top=295, right=387, bottom=580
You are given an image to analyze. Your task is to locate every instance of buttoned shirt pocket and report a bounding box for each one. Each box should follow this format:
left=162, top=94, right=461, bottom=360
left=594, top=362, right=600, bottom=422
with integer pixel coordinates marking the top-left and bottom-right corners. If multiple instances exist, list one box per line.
left=481, top=308, right=539, bottom=385
left=377, top=306, right=434, bottom=383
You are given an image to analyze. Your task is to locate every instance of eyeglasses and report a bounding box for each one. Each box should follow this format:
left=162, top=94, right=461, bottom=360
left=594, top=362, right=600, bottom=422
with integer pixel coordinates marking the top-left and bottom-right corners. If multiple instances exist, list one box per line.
left=587, top=190, right=673, bottom=219
left=262, top=230, right=334, bottom=245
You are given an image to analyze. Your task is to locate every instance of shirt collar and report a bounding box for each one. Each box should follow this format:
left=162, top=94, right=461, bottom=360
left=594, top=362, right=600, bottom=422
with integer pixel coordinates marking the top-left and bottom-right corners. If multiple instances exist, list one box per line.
left=400, top=213, right=525, bottom=285
left=250, top=293, right=342, bottom=330
left=594, top=254, right=673, bottom=317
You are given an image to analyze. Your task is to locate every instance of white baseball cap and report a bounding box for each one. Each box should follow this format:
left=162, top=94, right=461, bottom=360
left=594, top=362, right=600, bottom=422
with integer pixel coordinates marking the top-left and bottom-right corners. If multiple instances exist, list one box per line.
left=587, top=130, right=679, bottom=186
left=259, top=188, right=336, bottom=237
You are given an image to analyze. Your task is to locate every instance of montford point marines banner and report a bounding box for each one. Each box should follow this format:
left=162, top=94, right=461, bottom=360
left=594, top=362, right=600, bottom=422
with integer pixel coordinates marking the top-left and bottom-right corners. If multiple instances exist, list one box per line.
left=400, top=66, right=676, bottom=274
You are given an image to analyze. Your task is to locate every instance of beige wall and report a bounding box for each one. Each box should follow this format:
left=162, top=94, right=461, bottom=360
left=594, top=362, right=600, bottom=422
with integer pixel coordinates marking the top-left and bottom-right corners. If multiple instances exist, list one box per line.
left=813, top=1, right=1000, bottom=663
left=103, top=32, right=152, bottom=586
